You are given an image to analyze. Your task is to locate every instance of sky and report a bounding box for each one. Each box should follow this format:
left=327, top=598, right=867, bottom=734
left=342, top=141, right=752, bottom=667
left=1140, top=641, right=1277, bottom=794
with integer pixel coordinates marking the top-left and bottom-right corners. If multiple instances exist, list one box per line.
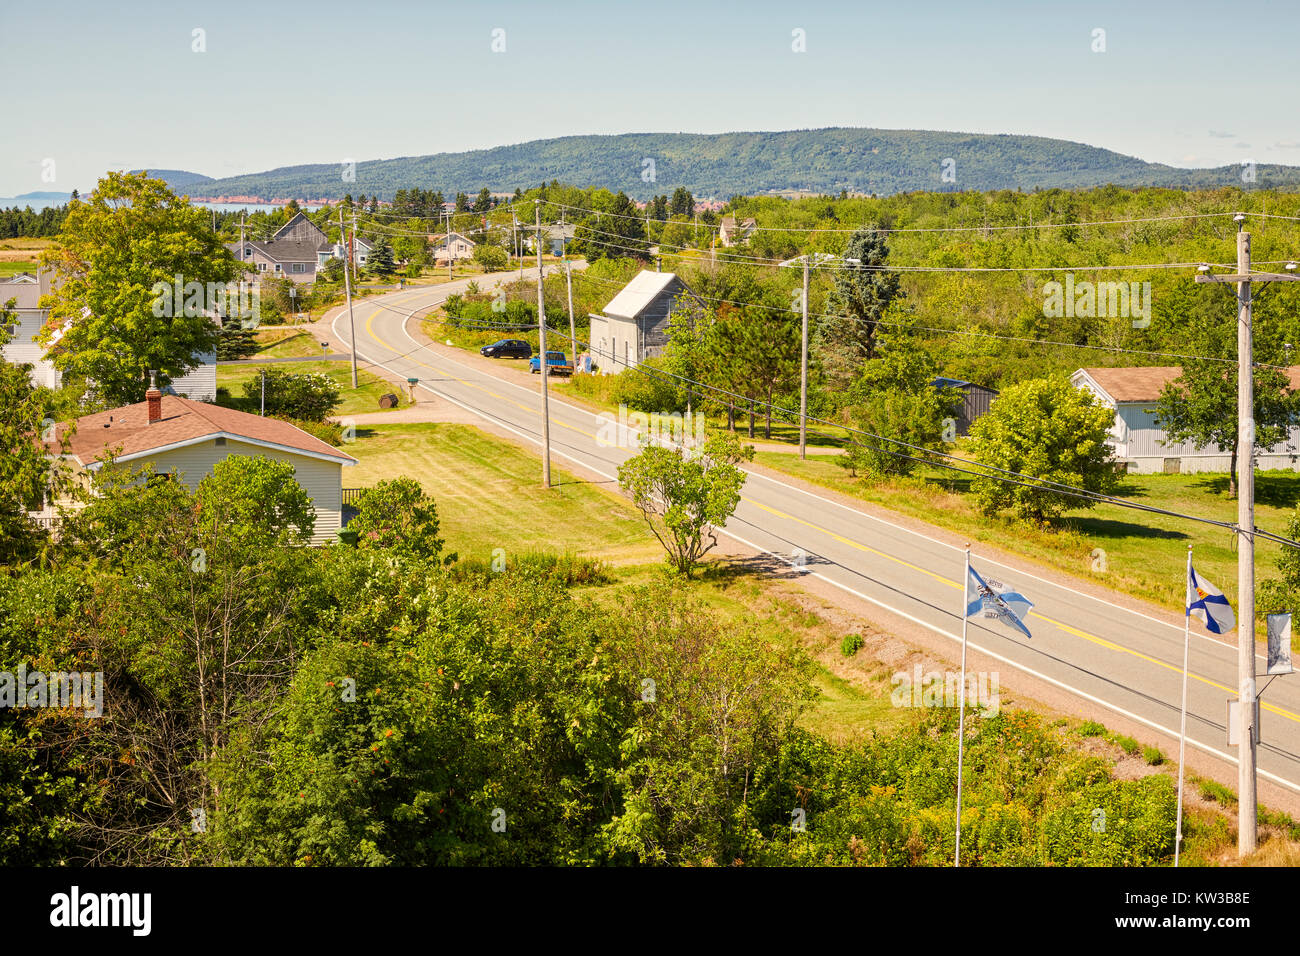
left=3, top=0, right=1297, bottom=196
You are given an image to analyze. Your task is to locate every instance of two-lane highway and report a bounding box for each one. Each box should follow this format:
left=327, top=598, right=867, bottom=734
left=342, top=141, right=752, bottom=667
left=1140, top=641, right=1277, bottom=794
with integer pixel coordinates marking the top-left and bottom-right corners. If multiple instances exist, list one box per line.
left=330, top=276, right=1300, bottom=806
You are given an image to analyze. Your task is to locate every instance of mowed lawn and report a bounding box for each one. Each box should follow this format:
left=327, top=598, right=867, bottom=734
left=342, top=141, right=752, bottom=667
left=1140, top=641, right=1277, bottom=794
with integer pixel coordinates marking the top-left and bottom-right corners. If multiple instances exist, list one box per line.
left=344, top=422, right=660, bottom=565
left=755, top=450, right=1299, bottom=626
left=216, top=360, right=408, bottom=416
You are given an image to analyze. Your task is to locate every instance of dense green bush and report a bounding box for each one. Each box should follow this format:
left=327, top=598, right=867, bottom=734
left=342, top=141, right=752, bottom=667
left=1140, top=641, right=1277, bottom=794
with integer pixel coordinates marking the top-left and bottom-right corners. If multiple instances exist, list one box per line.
left=242, top=367, right=341, bottom=422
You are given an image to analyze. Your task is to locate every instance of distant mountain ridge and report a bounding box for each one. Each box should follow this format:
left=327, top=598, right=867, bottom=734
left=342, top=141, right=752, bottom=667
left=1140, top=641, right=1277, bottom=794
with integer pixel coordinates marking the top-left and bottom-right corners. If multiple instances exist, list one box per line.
left=148, top=129, right=1300, bottom=201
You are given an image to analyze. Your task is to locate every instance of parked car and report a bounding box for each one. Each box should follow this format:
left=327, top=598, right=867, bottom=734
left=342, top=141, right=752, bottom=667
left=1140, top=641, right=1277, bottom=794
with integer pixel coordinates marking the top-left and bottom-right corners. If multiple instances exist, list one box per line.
left=529, top=351, right=574, bottom=376
left=481, top=339, right=532, bottom=359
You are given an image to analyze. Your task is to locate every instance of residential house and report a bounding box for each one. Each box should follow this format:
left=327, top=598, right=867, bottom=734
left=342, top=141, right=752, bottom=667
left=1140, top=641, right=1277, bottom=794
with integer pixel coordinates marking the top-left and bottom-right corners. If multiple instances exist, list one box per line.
left=931, top=378, right=998, bottom=436
left=587, top=270, right=704, bottom=373
left=1071, top=365, right=1300, bottom=474
left=1, top=271, right=215, bottom=400
left=431, top=231, right=476, bottom=263
left=45, top=385, right=358, bottom=544
left=718, top=216, right=757, bottom=247
left=230, top=212, right=333, bottom=283
left=1, top=270, right=60, bottom=389
left=525, top=223, right=577, bottom=257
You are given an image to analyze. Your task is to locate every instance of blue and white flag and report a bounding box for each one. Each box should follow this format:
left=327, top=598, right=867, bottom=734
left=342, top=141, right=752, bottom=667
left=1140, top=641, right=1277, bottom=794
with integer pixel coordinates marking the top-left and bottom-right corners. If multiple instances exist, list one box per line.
left=1187, top=563, right=1235, bottom=635
left=965, top=563, right=1033, bottom=640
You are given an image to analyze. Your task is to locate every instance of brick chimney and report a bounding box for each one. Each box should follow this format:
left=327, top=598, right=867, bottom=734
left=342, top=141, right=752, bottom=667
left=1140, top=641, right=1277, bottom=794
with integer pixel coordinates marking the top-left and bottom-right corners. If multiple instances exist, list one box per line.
left=146, top=370, right=162, bottom=424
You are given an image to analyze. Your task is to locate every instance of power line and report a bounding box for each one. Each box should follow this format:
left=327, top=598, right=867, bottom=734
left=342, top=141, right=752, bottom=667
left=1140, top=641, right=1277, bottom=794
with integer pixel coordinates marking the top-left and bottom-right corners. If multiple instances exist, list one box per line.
left=570, top=225, right=1233, bottom=274
left=530, top=316, right=1298, bottom=541
left=564, top=247, right=1270, bottom=367
left=541, top=198, right=1240, bottom=235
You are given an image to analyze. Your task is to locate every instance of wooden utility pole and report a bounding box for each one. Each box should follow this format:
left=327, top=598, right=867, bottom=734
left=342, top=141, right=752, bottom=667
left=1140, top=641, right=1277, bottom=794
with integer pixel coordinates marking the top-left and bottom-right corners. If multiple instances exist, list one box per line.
left=338, top=206, right=358, bottom=388
left=800, top=256, right=810, bottom=459
left=536, top=201, right=551, bottom=488
left=446, top=209, right=453, bottom=280
left=1196, top=219, right=1300, bottom=857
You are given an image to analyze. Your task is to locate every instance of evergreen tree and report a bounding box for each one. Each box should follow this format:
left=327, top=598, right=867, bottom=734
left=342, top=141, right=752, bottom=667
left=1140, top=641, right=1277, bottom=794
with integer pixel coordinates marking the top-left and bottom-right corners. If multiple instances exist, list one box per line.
left=473, top=188, right=492, bottom=213
left=366, top=237, right=397, bottom=277
left=814, top=225, right=902, bottom=385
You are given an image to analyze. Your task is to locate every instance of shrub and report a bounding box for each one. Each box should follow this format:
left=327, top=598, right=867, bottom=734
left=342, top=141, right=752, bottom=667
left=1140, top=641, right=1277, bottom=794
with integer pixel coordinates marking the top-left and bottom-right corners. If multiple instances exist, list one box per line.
left=348, top=477, right=449, bottom=562
left=1077, top=720, right=1107, bottom=737
left=840, top=633, right=865, bottom=657
left=1112, top=733, right=1140, bottom=756
left=609, top=356, right=685, bottom=414
left=1143, top=745, right=1164, bottom=766
left=242, top=367, right=341, bottom=422
left=274, top=416, right=343, bottom=446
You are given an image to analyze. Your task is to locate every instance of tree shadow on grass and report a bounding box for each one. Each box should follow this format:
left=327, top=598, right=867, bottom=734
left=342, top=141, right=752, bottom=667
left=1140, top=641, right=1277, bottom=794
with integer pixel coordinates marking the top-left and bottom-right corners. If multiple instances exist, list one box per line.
left=1061, top=516, right=1189, bottom=541
left=1187, top=473, right=1300, bottom=510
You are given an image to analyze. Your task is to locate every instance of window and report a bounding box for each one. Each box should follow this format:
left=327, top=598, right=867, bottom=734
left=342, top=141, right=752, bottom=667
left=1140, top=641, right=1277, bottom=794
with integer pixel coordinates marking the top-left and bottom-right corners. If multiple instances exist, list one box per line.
left=214, top=437, right=226, bottom=447
left=274, top=264, right=282, bottom=273
left=292, top=263, right=306, bottom=273
left=258, top=262, right=267, bottom=272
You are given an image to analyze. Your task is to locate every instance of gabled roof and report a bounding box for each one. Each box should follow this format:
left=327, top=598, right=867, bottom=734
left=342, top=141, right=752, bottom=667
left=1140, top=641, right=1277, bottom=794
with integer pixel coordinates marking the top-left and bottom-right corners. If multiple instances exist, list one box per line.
left=229, top=238, right=327, bottom=263
left=602, top=270, right=688, bottom=320
left=0, top=269, right=53, bottom=308
left=50, top=395, right=358, bottom=468
left=273, top=212, right=329, bottom=244
left=1075, top=365, right=1300, bottom=403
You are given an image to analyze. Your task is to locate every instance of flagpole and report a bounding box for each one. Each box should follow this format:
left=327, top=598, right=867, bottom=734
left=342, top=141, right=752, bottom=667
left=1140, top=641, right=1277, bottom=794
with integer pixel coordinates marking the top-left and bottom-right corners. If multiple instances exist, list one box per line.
left=1175, top=545, right=1192, bottom=868
left=955, top=543, right=970, bottom=868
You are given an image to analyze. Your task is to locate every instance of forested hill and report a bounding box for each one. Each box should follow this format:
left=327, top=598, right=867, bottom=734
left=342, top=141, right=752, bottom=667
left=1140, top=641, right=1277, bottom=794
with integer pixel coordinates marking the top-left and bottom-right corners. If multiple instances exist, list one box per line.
left=171, top=129, right=1300, bottom=201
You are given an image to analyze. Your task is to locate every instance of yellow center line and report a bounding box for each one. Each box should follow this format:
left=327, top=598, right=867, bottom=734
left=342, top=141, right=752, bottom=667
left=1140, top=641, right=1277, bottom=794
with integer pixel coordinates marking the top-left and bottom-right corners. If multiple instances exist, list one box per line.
left=364, top=306, right=598, bottom=441
left=743, top=496, right=1300, bottom=725
left=360, top=298, right=1299, bottom=726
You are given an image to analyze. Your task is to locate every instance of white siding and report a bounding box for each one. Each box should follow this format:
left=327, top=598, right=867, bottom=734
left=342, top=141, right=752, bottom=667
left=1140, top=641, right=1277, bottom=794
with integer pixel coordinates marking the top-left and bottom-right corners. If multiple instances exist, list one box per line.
left=148, top=439, right=346, bottom=544
left=168, top=354, right=217, bottom=402
left=2, top=308, right=59, bottom=388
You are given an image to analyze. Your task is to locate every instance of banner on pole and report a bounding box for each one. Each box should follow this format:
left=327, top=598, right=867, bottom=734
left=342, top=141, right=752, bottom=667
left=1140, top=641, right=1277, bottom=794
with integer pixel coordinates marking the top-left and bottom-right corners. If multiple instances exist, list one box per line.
left=1267, top=613, right=1294, bottom=675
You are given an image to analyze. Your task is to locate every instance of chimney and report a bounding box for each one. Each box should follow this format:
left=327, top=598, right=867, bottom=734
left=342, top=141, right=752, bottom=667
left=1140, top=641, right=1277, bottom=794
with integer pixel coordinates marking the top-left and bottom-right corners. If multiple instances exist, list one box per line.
left=146, top=370, right=162, bottom=424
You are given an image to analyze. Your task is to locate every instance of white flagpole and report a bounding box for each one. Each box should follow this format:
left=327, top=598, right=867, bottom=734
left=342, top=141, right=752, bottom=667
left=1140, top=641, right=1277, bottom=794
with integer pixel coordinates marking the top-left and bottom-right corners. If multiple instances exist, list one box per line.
left=955, top=544, right=971, bottom=867
left=1175, top=545, right=1192, bottom=867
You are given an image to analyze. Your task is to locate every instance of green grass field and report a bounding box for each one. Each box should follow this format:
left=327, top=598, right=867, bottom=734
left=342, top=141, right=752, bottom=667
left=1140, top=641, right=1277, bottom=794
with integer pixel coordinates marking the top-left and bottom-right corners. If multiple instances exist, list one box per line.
left=216, top=360, right=409, bottom=416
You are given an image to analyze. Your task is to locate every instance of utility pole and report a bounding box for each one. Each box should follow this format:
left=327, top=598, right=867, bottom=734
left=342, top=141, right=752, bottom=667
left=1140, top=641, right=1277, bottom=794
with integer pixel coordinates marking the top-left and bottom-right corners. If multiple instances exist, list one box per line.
left=339, top=206, right=358, bottom=389
left=446, top=209, right=453, bottom=280
left=535, top=201, right=551, bottom=488
left=1196, top=219, right=1300, bottom=857
left=800, top=255, right=810, bottom=459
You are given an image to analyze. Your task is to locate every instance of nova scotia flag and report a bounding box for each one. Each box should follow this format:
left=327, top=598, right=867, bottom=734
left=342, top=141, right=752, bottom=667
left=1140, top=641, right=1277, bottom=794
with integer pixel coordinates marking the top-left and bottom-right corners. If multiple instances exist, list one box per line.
left=1187, top=563, right=1235, bottom=635
left=965, top=563, right=1033, bottom=640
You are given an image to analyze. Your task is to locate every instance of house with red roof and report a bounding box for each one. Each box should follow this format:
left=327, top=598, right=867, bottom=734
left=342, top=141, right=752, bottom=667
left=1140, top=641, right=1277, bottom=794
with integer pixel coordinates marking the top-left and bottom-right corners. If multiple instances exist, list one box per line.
left=46, top=382, right=358, bottom=543
left=1071, top=366, right=1300, bottom=474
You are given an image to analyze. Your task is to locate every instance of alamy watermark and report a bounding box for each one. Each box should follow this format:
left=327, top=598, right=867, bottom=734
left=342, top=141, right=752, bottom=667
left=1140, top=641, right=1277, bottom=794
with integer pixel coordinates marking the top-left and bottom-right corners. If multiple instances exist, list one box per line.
left=596, top=404, right=706, bottom=453
left=891, top=664, right=1000, bottom=716
left=1042, top=275, right=1151, bottom=328
left=0, top=664, right=103, bottom=717
left=151, top=275, right=260, bottom=327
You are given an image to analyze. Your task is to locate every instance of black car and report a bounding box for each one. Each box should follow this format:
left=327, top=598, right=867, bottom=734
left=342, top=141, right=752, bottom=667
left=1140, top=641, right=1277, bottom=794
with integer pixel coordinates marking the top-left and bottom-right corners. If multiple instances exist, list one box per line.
left=480, top=338, right=532, bottom=359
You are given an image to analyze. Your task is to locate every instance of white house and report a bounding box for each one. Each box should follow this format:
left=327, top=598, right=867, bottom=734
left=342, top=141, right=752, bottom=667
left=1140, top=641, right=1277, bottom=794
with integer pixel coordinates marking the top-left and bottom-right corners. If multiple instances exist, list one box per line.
left=431, top=231, right=476, bottom=262
left=1071, top=365, right=1300, bottom=474
left=587, top=270, right=704, bottom=373
left=0, top=271, right=60, bottom=388
left=0, top=270, right=217, bottom=401
left=718, top=216, right=757, bottom=247
left=47, top=387, right=358, bottom=545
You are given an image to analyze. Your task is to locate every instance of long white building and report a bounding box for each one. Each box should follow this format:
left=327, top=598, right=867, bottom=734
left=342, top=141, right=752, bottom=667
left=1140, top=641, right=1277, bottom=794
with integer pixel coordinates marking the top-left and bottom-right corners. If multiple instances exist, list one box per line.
left=1071, top=365, right=1300, bottom=474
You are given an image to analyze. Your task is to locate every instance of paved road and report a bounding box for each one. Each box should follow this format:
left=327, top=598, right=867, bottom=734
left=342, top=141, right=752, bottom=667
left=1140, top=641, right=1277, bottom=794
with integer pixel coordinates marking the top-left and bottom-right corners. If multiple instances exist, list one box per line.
left=330, top=275, right=1300, bottom=807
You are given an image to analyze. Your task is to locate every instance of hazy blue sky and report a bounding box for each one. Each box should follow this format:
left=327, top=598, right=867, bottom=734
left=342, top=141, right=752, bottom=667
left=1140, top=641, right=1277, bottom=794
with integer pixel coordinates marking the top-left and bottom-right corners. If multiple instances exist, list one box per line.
left=3, top=0, right=1296, bottom=196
